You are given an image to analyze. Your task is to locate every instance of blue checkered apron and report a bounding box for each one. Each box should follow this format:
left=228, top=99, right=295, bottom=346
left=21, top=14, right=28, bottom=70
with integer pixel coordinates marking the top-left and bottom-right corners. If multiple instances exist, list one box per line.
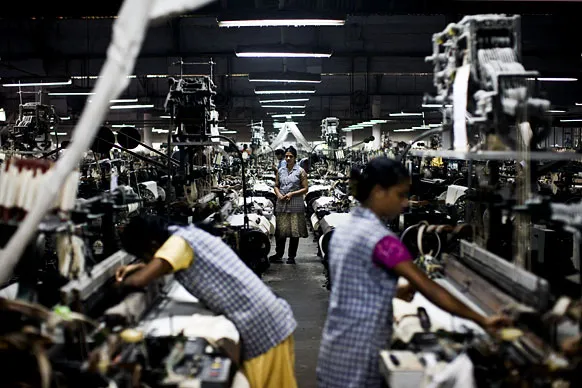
left=169, top=225, right=297, bottom=360
left=317, top=207, right=399, bottom=388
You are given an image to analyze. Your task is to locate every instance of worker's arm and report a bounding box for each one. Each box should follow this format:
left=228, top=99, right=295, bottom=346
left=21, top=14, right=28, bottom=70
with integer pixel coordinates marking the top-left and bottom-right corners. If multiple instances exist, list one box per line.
left=118, top=236, right=194, bottom=288
left=392, top=261, right=510, bottom=331
left=121, top=258, right=172, bottom=288
left=288, top=170, right=309, bottom=197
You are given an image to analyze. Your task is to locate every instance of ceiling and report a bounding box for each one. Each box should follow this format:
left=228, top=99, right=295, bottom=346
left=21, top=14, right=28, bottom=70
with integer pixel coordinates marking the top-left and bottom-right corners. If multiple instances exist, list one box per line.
left=1, top=0, right=581, bottom=142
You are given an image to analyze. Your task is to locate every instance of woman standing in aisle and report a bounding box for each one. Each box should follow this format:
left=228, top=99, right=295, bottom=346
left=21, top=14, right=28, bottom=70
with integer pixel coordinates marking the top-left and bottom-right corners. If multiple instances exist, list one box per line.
left=317, top=157, right=510, bottom=388
left=270, top=146, right=309, bottom=264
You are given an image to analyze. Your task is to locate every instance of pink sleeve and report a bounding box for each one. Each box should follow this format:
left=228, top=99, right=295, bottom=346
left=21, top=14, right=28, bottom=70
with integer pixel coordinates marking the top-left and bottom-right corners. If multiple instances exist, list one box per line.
left=373, top=235, right=413, bottom=270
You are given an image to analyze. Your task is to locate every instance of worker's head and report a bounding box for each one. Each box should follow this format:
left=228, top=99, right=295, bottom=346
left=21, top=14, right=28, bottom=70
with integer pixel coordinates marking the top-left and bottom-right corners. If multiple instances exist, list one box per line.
left=350, top=157, right=410, bottom=219
left=120, top=215, right=172, bottom=260
left=275, top=148, right=285, bottom=160
left=285, top=146, right=297, bottom=167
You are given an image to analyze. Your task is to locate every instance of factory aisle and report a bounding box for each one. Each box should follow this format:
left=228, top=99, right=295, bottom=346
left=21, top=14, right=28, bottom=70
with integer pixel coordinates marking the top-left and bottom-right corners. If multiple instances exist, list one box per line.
left=263, top=235, right=329, bottom=388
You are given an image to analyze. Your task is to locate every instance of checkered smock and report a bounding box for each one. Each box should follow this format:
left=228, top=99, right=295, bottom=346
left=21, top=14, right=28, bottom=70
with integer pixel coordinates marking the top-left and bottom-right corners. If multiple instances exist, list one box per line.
left=169, top=225, right=297, bottom=360
left=317, top=207, right=399, bottom=388
left=275, top=164, right=307, bottom=214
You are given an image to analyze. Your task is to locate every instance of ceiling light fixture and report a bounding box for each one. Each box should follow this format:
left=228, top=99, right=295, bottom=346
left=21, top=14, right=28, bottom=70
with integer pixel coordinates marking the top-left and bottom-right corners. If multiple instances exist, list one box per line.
left=527, top=77, right=578, bottom=82
left=110, top=98, right=139, bottom=103
left=111, top=124, right=134, bottom=128
left=110, top=104, right=154, bottom=110
left=220, top=130, right=238, bottom=134
left=422, top=104, right=453, bottom=108
left=255, top=87, right=315, bottom=95
left=59, top=116, right=71, bottom=121
left=238, top=51, right=331, bottom=58
left=237, top=45, right=332, bottom=58
left=49, top=92, right=94, bottom=96
left=548, top=110, right=566, bottom=113
left=160, top=115, right=172, bottom=119
left=261, top=105, right=306, bottom=109
left=3, top=79, right=72, bottom=87
left=576, top=103, right=582, bottom=106
left=394, top=128, right=415, bottom=132
left=270, top=113, right=306, bottom=118
left=260, top=98, right=309, bottom=103
left=389, top=112, right=423, bottom=117
left=51, top=132, right=68, bottom=136
left=560, top=119, right=582, bottom=122
left=249, top=71, right=321, bottom=83
left=218, top=18, right=345, bottom=27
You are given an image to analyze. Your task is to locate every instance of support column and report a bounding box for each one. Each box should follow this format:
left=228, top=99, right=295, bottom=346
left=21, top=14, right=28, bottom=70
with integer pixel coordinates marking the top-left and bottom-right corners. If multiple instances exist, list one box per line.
left=372, top=96, right=382, bottom=150
left=345, top=130, right=353, bottom=147
left=143, top=113, right=153, bottom=147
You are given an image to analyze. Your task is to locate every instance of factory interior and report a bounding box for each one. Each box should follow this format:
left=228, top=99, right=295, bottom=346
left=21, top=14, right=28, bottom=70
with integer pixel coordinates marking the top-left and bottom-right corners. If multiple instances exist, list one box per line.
left=1, top=1, right=582, bottom=387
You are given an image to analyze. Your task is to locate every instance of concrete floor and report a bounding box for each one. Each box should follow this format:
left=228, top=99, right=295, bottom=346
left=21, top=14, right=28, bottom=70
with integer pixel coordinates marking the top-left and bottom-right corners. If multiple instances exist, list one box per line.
left=262, top=235, right=329, bottom=388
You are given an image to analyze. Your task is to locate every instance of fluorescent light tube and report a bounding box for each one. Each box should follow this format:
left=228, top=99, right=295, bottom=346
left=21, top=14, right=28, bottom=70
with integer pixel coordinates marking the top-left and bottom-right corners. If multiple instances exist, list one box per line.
left=394, top=128, right=415, bottom=132
left=51, top=132, right=68, bottom=136
left=260, top=98, right=309, bottom=103
left=49, top=92, right=94, bottom=96
left=112, top=124, right=134, bottom=128
left=220, top=130, right=238, bottom=134
left=560, top=119, right=582, bottom=122
left=422, top=104, right=453, bottom=108
left=576, top=103, right=582, bottom=106
left=389, top=112, right=423, bottom=117
left=261, top=105, right=306, bottom=109
left=271, top=113, right=306, bottom=118
left=110, top=104, right=154, bottom=110
left=160, top=115, right=172, bottom=119
left=238, top=51, right=331, bottom=58
left=219, top=18, right=345, bottom=27
left=0, top=109, right=6, bottom=122
left=548, top=110, right=566, bottom=113
left=536, top=77, right=578, bottom=82
left=110, top=98, right=139, bottom=103
left=255, top=87, right=315, bottom=95
left=59, top=116, right=71, bottom=120
left=249, top=72, right=321, bottom=83
left=3, top=79, right=72, bottom=87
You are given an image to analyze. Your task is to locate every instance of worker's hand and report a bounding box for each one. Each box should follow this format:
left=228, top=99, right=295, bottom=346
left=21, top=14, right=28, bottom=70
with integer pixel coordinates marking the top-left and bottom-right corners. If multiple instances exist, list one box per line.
left=480, top=314, right=513, bottom=333
left=115, top=263, right=146, bottom=282
left=396, top=283, right=416, bottom=302
left=282, top=194, right=291, bottom=201
left=277, top=193, right=285, bottom=201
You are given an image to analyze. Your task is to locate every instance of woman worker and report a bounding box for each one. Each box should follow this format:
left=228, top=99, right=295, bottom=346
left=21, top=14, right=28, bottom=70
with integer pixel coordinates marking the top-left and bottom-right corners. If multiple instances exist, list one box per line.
left=317, top=157, right=510, bottom=388
left=269, top=146, right=309, bottom=264
left=116, top=216, right=298, bottom=388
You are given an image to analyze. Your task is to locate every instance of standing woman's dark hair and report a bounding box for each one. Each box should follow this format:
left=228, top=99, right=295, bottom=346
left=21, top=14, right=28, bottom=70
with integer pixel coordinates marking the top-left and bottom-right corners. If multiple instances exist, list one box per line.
left=350, top=157, right=409, bottom=203
left=285, top=146, right=297, bottom=158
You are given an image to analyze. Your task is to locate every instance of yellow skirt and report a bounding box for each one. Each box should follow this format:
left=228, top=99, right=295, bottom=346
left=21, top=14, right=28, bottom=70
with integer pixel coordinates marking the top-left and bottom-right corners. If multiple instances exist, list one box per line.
left=241, top=335, right=298, bottom=388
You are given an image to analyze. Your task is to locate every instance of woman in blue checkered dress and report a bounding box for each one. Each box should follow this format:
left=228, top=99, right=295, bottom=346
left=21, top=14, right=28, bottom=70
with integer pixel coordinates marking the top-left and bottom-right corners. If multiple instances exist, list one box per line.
left=317, top=157, right=510, bottom=388
left=270, top=146, right=309, bottom=265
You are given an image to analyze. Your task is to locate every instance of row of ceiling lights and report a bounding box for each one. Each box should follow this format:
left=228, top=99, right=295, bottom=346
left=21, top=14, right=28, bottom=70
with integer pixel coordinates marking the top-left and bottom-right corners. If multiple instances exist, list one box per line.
left=5, top=15, right=582, bottom=135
